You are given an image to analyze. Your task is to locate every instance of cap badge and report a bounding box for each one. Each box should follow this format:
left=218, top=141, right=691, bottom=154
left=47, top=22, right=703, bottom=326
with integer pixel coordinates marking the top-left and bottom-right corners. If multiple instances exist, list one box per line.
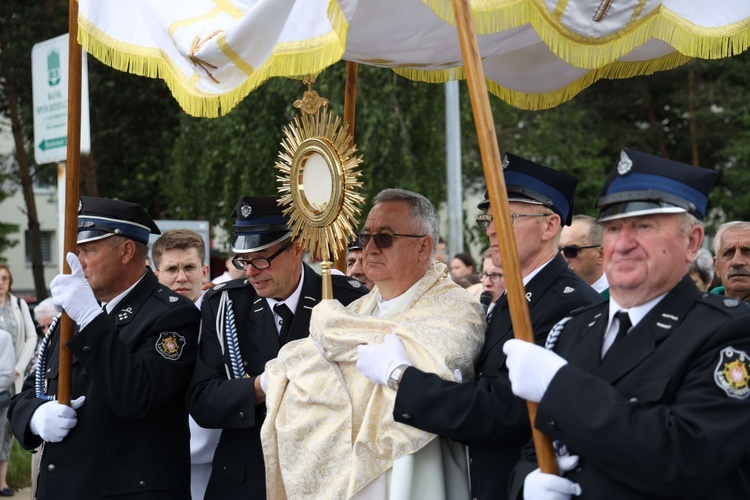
left=240, top=203, right=253, bottom=217
left=501, top=155, right=510, bottom=170
left=155, top=331, right=186, bottom=360
left=617, top=150, right=633, bottom=175
left=78, top=200, right=83, bottom=213
left=714, top=347, right=750, bottom=399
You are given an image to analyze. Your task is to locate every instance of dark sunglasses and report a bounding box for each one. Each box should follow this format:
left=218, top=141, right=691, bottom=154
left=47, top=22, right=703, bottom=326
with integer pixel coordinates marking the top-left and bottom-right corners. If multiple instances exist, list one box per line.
left=358, top=232, right=425, bottom=249
left=560, top=245, right=600, bottom=259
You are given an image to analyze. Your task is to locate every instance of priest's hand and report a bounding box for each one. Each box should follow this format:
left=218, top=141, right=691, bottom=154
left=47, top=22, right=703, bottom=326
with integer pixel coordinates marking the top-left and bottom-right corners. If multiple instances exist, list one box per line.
left=503, top=339, right=567, bottom=402
left=50, top=252, right=102, bottom=330
left=356, top=334, right=411, bottom=386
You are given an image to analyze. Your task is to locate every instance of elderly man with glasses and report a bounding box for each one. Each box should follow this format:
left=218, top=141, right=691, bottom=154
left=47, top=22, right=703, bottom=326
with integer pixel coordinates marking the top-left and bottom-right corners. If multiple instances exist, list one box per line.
left=187, top=196, right=367, bottom=500
left=358, top=155, right=602, bottom=500
left=560, top=214, right=609, bottom=297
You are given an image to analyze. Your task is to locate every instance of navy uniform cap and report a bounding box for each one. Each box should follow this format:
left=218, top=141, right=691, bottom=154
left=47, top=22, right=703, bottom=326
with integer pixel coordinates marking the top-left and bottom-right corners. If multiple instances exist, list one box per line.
left=347, top=239, right=362, bottom=252
left=477, top=153, right=578, bottom=226
left=231, top=196, right=291, bottom=253
left=78, top=196, right=160, bottom=245
left=596, top=149, right=719, bottom=222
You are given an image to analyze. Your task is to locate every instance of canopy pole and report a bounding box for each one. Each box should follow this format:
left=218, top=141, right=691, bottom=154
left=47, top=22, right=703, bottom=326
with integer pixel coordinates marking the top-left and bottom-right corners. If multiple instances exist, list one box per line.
left=450, top=0, right=558, bottom=475
left=334, top=61, right=359, bottom=274
left=59, top=0, right=84, bottom=406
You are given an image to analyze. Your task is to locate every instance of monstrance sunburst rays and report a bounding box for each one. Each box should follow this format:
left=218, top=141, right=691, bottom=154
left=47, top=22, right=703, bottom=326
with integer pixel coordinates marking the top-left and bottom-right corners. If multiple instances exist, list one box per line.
left=276, top=100, right=364, bottom=262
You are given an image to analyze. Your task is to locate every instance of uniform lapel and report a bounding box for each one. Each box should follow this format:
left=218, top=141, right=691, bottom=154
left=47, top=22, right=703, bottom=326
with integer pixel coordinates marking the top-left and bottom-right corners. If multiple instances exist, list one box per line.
left=564, top=305, right=608, bottom=374
left=287, top=264, right=320, bottom=342
left=478, top=255, right=571, bottom=364
left=111, top=272, right=159, bottom=347
left=242, top=293, right=281, bottom=359
left=593, top=276, right=700, bottom=384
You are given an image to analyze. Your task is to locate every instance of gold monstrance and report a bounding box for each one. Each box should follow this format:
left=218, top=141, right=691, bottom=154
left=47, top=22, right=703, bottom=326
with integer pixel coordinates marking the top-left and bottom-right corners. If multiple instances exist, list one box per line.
left=276, top=77, right=364, bottom=299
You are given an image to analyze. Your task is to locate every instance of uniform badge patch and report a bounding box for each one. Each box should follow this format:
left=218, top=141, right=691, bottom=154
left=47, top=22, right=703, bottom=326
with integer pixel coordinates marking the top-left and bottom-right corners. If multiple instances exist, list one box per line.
left=169, top=296, right=178, bottom=303
left=348, top=279, right=361, bottom=289
left=563, top=286, right=574, bottom=294
left=724, top=298, right=740, bottom=308
left=714, top=347, right=750, bottom=399
left=156, top=332, right=186, bottom=360
left=617, top=150, right=633, bottom=175
left=117, top=307, right=134, bottom=323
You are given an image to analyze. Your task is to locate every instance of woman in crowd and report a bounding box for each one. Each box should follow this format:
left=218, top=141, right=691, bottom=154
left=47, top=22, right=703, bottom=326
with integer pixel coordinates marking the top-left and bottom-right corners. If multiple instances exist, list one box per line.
left=0, top=265, right=38, bottom=496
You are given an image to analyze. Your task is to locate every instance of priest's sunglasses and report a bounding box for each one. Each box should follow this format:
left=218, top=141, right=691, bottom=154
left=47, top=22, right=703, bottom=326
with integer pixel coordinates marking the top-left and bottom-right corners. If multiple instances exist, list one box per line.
left=357, top=232, right=426, bottom=249
left=232, top=241, right=293, bottom=271
left=560, top=245, right=600, bottom=259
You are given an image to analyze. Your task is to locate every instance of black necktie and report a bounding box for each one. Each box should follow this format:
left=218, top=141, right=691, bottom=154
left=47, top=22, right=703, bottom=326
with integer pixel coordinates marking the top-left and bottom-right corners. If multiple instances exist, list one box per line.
left=614, top=311, right=632, bottom=344
left=273, top=303, right=294, bottom=345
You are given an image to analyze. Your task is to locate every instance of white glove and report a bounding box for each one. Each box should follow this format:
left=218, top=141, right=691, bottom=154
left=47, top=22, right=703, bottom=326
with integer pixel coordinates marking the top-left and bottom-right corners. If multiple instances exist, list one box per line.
left=259, top=371, right=268, bottom=394
left=356, top=334, right=411, bottom=386
left=557, top=454, right=580, bottom=473
left=50, top=253, right=102, bottom=330
left=524, top=468, right=582, bottom=500
left=30, top=396, right=86, bottom=443
left=503, top=339, right=567, bottom=402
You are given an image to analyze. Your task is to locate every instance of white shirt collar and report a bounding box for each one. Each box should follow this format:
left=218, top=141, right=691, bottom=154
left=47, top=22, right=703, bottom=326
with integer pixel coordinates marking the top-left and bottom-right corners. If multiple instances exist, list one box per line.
left=522, top=256, right=555, bottom=286
left=265, top=267, right=305, bottom=316
left=607, top=292, right=668, bottom=332
left=591, top=272, right=609, bottom=293
left=101, top=271, right=148, bottom=314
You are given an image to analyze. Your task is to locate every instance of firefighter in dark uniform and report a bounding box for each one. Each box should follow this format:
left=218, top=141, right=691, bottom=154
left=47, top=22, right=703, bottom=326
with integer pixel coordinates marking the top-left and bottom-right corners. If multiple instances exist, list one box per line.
left=187, top=196, right=367, bottom=500
left=357, top=155, right=603, bottom=499
left=506, top=149, right=750, bottom=499
left=9, top=196, right=201, bottom=499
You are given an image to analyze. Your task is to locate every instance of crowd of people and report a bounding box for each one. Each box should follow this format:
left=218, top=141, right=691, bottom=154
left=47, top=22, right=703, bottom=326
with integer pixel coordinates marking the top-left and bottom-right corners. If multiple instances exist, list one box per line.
left=2, top=146, right=750, bottom=499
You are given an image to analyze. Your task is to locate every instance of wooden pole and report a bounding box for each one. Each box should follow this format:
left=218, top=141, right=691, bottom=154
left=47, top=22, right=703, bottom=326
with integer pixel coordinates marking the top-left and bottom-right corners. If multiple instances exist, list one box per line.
left=450, top=0, right=558, bottom=475
left=334, top=61, right=359, bottom=274
left=58, top=0, right=84, bottom=406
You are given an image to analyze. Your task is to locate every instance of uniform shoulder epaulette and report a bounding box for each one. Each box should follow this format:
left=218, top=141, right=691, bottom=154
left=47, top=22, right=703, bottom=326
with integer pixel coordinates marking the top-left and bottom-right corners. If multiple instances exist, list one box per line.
left=153, top=285, right=193, bottom=306
left=697, top=292, right=750, bottom=315
left=331, top=274, right=369, bottom=295
left=204, top=278, right=250, bottom=299
left=568, top=301, right=606, bottom=317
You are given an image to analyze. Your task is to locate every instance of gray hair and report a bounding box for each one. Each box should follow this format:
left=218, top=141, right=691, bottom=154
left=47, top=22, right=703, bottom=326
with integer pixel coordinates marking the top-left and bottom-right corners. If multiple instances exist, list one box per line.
left=572, top=214, right=602, bottom=245
left=34, top=297, right=57, bottom=323
left=372, top=189, right=439, bottom=256
left=713, top=221, right=750, bottom=255
left=689, top=248, right=714, bottom=286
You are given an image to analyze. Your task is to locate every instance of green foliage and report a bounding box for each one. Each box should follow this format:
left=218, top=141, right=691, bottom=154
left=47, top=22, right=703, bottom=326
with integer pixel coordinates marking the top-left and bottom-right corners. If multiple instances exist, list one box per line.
left=7, top=439, right=31, bottom=489
left=5, top=2, right=750, bottom=244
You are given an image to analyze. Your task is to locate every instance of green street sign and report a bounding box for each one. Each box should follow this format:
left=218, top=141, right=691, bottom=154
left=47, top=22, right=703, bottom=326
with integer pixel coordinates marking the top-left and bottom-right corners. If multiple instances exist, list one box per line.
left=38, top=137, right=67, bottom=151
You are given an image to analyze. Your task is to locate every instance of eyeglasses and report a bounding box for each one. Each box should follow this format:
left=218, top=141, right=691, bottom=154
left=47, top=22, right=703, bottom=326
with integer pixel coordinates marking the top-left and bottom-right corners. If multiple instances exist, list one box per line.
left=480, top=272, right=503, bottom=283
left=158, top=263, right=202, bottom=278
left=357, top=232, right=425, bottom=249
left=232, top=240, right=292, bottom=271
left=476, top=213, right=554, bottom=230
left=560, top=245, right=600, bottom=259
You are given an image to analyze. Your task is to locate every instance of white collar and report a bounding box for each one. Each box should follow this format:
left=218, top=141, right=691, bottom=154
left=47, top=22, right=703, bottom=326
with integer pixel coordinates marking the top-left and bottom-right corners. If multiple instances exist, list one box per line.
left=607, top=293, right=668, bottom=331
left=101, top=271, right=148, bottom=314
left=265, top=267, right=305, bottom=315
